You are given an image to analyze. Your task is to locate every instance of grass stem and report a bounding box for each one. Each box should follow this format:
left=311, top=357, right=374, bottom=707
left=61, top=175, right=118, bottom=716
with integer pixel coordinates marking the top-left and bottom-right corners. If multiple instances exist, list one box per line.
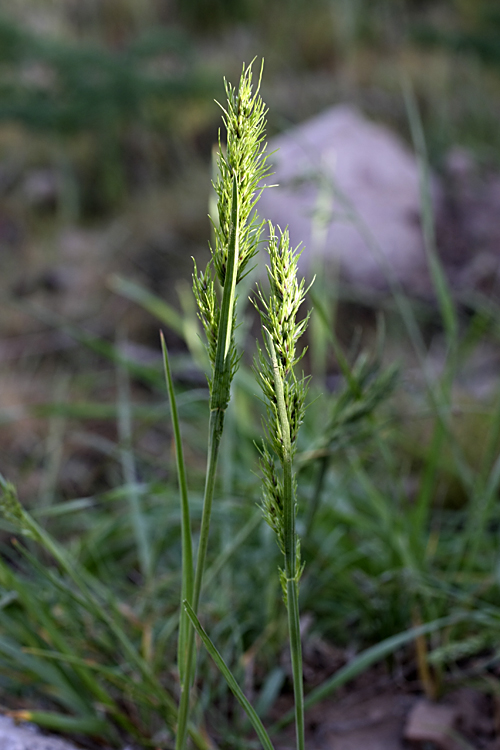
left=175, top=176, right=240, bottom=750
left=267, top=335, right=305, bottom=750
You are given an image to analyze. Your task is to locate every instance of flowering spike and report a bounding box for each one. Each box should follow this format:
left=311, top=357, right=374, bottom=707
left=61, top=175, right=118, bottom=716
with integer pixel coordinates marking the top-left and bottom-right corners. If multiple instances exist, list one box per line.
left=212, top=60, right=271, bottom=286
left=193, top=60, right=272, bottom=396
left=253, top=223, right=311, bottom=749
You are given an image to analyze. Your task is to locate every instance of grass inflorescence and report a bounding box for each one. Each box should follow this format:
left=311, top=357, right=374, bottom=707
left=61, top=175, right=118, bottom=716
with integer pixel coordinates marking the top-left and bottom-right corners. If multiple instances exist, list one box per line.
left=175, top=60, right=274, bottom=750
left=253, top=224, right=312, bottom=750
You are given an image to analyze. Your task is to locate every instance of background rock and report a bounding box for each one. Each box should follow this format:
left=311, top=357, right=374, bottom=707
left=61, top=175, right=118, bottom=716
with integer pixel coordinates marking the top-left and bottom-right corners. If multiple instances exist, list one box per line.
left=437, top=146, right=500, bottom=298
left=0, top=717, right=80, bottom=750
left=259, top=105, right=438, bottom=294
left=404, top=700, right=461, bottom=750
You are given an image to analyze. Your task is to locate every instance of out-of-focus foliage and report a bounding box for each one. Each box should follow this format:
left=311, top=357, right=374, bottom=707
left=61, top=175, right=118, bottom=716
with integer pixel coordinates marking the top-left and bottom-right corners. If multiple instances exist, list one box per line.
left=412, top=0, right=500, bottom=68
left=0, top=14, right=209, bottom=135
left=0, top=12, right=214, bottom=211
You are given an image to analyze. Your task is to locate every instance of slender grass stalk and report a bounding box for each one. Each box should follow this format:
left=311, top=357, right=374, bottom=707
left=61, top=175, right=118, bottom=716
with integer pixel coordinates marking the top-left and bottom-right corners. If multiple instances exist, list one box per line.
left=254, top=226, right=312, bottom=750
left=175, top=60, right=271, bottom=750
left=267, top=334, right=305, bottom=750
left=402, top=78, right=458, bottom=352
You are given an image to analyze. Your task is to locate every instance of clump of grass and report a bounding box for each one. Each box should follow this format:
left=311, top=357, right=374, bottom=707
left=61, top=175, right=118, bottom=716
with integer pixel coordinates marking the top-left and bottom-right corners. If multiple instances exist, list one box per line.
left=0, top=474, right=181, bottom=746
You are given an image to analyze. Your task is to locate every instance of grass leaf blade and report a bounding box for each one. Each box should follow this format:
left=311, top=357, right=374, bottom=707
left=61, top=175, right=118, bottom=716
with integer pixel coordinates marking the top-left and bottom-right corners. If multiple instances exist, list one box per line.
left=183, top=600, right=275, bottom=750
left=161, top=332, right=194, bottom=685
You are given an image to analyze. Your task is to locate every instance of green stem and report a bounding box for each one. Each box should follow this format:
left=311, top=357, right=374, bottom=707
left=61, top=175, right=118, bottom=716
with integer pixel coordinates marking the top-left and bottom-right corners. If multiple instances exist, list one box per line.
left=176, top=176, right=240, bottom=750
left=286, top=581, right=305, bottom=750
left=211, top=175, right=240, bottom=406
left=267, top=335, right=305, bottom=750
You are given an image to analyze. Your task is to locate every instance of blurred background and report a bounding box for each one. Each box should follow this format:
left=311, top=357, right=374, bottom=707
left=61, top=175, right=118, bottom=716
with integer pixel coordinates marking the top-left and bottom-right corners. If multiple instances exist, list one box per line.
left=2, top=0, right=500, bottom=489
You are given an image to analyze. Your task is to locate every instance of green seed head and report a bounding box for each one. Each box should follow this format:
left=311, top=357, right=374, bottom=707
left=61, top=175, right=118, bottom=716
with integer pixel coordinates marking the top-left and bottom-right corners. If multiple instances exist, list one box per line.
left=193, top=60, right=271, bottom=394
left=253, top=223, right=312, bottom=587
left=212, top=60, right=271, bottom=287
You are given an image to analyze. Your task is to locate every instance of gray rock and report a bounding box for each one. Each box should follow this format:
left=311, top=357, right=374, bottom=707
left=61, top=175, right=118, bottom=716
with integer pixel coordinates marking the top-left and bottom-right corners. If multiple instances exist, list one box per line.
left=259, top=105, right=437, bottom=292
left=404, top=699, right=461, bottom=750
left=438, top=146, right=500, bottom=297
left=0, top=716, right=80, bottom=750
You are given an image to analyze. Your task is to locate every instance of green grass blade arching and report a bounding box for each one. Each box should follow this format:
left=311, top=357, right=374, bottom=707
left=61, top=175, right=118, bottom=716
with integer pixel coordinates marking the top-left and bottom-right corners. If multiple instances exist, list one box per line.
left=161, top=331, right=194, bottom=686
left=111, top=274, right=208, bottom=368
left=7, top=710, right=110, bottom=737
left=184, top=600, right=275, bottom=750
left=109, top=274, right=185, bottom=337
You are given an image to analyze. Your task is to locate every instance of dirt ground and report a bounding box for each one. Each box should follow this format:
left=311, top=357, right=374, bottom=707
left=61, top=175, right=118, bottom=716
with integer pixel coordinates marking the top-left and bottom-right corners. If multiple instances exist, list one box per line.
left=263, top=633, right=499, bottom=750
